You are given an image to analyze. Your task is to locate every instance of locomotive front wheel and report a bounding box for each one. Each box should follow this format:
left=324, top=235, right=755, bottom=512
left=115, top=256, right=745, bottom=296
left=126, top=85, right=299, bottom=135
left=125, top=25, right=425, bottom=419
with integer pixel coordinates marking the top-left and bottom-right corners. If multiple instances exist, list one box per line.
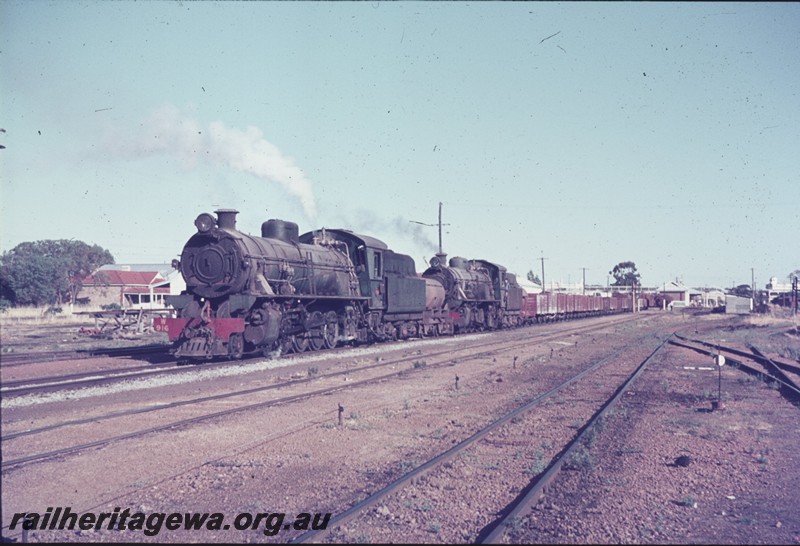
left=228, top=333, right=244, bottom=360
left=279, top=336, right=294, bottom=355
left=323, top=311, right=339, bottom=350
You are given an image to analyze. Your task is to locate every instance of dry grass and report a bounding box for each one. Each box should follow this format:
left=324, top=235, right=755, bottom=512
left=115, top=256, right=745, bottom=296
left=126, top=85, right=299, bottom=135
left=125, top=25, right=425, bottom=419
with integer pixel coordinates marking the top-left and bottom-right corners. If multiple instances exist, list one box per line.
left=745, top=312, right=799, bottom=330
left=0, top=305, right=103, bottom=325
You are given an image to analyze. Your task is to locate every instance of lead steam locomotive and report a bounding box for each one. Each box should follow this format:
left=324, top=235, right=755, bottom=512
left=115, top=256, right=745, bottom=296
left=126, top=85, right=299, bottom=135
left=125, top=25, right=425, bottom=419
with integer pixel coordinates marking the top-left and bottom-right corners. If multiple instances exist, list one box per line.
left=156, top=210, right=633, bottom=360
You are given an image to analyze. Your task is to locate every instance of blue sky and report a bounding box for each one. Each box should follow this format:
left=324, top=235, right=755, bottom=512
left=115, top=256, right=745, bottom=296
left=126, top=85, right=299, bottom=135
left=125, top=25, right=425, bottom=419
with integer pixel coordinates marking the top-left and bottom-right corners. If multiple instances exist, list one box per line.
left=1, top=1, right=798, bottom=290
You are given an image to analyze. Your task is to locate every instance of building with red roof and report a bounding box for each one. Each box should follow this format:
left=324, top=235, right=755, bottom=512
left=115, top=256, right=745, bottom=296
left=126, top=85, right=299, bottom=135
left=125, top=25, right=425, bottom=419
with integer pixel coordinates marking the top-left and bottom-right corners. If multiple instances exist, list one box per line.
left=78, top=265, right=185, bottom=309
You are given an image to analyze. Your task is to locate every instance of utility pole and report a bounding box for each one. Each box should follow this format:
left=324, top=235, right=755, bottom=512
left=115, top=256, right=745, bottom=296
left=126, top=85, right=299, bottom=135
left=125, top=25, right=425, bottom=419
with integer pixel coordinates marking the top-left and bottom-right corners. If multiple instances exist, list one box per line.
left=437, top=201, right=443, bottom=257
left=580, top=267, right=588, bottom=295
left=539, top=253, right=547, bottom=293
left=410, top=201, right=450, bottom=265
left=751, top=267, right=755, bottom=310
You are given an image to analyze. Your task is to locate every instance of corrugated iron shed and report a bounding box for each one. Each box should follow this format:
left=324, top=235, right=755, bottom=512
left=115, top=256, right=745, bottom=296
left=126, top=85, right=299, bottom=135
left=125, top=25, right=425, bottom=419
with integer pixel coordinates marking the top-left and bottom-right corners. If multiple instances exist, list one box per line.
left=725, top=295, right=752, bottom=314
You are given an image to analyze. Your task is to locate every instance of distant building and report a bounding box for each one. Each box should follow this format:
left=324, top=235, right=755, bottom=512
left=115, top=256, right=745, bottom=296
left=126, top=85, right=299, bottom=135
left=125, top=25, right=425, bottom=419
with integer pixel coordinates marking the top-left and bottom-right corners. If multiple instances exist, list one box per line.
left=725, top=295, right=752, bottom=314
left=515, top=277, right=543, bottom=294
left=766, top=275, right=796, bottom=301
left=661, top=281, right=702, bottom=307
left=78, top=264, right=185, bottom=309
left=702, top=289, right=726, bottom=308
left=766, top=275, right=793, bottom=292
left=765, top=274, right=799, bottom=309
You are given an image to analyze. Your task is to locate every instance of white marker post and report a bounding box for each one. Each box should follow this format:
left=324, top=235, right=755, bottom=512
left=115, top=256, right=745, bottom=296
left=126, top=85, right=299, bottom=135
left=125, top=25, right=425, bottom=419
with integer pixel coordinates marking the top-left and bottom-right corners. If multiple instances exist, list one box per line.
left=713, top=353, right=726, bottom=411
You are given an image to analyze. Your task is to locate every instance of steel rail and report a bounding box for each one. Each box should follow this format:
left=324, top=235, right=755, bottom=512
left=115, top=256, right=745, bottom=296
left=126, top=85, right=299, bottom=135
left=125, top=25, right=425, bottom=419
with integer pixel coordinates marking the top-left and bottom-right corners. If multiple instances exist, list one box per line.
left=1, top=362, right=180, bottom=395
left=668, top=338, right=800, bottom=402
left=673, top=333, right=800, bottom=376
left=3, top=315, right=637, bottom=442
left=3, top=315, right=638, bottom=397
left=748, top=345, right=800, bottom=395
left=290, top=333, right=670, bottom=544
left=478, top=334, right=672, bottom=543
left=0, top=344, right=170, bottom=368
left=2, top=319, right=641, bottom=467
left=0, top=349, right=88, bottom=367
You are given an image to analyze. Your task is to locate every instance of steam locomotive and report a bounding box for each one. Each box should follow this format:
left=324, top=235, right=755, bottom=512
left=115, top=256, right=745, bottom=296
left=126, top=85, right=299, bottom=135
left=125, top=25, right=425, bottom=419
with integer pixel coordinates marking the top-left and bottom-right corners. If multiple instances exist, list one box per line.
left=155, top=210, right=632, bottom=360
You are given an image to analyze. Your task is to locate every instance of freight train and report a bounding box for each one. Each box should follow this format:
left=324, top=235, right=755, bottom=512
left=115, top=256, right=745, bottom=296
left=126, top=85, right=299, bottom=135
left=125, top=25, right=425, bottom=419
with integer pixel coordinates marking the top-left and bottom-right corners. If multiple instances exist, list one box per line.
left=155, top=210, right=634, bottom=360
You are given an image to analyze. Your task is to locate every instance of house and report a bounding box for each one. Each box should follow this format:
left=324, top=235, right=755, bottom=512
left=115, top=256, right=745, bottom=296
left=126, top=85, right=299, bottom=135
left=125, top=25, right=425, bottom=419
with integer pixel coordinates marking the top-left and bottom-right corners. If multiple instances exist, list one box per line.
left=660, top=280, right=702, bottom=307
left=701, top=289, right=726, bottom=308
left=78, top=264, right=186, bottom=309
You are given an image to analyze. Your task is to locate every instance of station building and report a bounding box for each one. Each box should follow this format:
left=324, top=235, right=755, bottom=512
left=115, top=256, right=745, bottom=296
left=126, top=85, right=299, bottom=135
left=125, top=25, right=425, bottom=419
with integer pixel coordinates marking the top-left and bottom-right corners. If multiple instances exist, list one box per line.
left=78, top=264, right=186, bottom=309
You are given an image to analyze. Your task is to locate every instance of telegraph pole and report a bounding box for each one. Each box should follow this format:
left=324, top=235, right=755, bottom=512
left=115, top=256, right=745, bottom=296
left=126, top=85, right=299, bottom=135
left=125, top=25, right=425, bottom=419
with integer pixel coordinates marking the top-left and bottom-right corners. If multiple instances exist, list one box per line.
left=410, top=201, right=450, bottom=265
left=437, top=202, right=445, bottom=258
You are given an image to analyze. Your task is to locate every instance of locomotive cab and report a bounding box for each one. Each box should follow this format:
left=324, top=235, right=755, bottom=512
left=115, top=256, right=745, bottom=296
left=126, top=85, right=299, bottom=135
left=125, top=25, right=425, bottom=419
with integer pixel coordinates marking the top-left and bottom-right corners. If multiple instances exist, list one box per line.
left=362, top=246, right=385, bottom=309
left=299, top=229, right=388, bottom=310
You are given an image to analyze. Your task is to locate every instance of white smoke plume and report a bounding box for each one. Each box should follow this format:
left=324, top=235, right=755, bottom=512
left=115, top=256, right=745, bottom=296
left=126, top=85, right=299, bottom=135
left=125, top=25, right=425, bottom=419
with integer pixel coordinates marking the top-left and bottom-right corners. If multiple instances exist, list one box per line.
left=330, top=208, right=440, bottom=260
left=117, top=105, right=317, bottom=220
left=392, top=216, right=440, bottom=254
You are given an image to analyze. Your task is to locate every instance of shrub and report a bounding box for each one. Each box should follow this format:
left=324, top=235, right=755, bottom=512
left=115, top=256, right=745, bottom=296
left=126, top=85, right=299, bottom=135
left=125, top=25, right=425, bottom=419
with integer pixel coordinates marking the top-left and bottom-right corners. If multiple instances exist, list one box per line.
left=678, top=495, right=696, bottom=507
left=565, top=446, right=594, bottom=471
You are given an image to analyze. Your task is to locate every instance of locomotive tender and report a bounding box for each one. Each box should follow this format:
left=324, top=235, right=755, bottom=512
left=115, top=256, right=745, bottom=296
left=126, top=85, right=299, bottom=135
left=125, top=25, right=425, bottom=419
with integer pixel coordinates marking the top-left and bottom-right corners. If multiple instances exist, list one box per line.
left=156, top=210, right=633, bottom=360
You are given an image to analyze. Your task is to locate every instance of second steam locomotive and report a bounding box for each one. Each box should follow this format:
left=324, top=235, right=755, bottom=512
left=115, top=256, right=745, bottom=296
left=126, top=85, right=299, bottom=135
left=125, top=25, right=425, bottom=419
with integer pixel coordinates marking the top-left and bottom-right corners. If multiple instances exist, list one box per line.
left=156, top=210, right=633, bottom=360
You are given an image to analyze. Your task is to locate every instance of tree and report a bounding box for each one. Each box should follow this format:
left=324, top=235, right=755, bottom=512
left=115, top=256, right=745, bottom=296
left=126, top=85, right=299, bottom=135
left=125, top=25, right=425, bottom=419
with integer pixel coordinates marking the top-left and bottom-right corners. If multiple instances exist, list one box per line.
left=526, top=270, right=542, bottom=285
left=730, top=284, right=752, bottom=298
left=609, top=261, right=641, bottom=287
left=0, top=240, right=114, bottom=306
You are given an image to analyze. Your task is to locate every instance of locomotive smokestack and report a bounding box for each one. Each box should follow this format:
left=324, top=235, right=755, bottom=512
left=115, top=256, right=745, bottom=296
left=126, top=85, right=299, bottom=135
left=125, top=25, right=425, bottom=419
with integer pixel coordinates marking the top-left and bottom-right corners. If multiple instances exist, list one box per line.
left=215, top=209, right=239, bottom=230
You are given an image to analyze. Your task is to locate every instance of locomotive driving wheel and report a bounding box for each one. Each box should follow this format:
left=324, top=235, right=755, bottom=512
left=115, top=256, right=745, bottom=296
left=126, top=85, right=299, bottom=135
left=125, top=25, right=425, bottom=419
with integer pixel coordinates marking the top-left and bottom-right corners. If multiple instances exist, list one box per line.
left=308, top=331, right=324, bottom=351
left=307, top=311, right=325, bottom=352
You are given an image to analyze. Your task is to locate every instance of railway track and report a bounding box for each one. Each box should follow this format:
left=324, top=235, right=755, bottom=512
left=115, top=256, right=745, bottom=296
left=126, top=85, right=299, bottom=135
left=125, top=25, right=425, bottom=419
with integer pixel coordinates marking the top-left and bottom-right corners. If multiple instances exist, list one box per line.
left=2, top=314, right=645, bottom=402
left=6, top=312, right=794, bottom=545
left=1, top=360, right=181, bottom=396
left=670, top=334, right=800, bottom=404
left=290, top=333, right=672, bottom=543
left=0, top=344, right=171, bottom=368
left=1, top=314, right=650, bottom=470
left=1, top=348, right=90, bottom=367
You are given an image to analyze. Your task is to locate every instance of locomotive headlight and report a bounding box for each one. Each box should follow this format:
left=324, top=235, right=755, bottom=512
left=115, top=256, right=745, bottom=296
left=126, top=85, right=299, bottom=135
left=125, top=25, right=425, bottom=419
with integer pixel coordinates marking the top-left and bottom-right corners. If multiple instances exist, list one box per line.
left=194, top=213, right=216, bottom=233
